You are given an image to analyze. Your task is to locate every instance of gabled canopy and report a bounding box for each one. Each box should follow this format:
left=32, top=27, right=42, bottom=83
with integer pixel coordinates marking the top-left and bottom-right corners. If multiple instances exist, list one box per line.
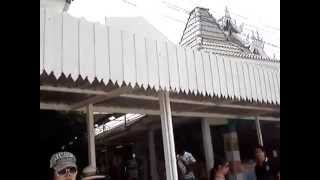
left=40, top=8, right=279, bottom=105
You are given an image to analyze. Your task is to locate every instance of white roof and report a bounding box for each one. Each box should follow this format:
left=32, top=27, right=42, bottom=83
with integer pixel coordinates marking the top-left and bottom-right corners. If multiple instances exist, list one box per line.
left=40, top=8, right=280, bottom=105
left=105, top=17, right=173, bottom=44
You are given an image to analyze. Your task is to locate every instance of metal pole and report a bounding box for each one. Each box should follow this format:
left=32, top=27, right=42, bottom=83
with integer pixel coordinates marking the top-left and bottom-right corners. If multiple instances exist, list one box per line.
left=201, top=119, right=214, bottom=177
left=83, top=104, right=97, bottom=176
left=255, top=116, right=264, bottom=146
left=159, top=91, right=178, bottom=180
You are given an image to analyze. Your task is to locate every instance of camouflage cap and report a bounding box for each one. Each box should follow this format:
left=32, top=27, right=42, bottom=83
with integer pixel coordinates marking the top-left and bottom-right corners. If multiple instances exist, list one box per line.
left=50, top=152, right=77, bottom=172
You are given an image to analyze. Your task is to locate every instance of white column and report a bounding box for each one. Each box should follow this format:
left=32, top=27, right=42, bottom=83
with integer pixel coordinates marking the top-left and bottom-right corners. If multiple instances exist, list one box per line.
left=149, top=129, right=159, bottom=180
left=159, top=91, right=178, bottom=180
left=224, top=121, right=243, bottom=180
left=83, top=104, right=97, bottom=176
left=255, top=116, right=264, bottom=146
left=201, top=119, right=214, bottom=177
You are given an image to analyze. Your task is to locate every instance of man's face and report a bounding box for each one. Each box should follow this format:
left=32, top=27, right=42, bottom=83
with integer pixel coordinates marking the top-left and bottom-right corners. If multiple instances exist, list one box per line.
left=255, top=148, right=265, bottom=162
left=54, top=167, right=77, bottom=180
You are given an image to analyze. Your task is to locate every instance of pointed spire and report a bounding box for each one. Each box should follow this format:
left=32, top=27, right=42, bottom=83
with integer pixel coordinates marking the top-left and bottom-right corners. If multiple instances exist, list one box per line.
left=179, top=6, right=269, bottom=59
left=225, top=6, right=231, bottom=18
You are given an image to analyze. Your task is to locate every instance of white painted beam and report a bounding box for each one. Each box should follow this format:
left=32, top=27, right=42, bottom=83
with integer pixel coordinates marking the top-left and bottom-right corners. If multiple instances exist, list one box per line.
left=70, top=88, right=130, bottom=110
left=93, top=106, right=280, bottom=121
left=40, top=102, right=71, bottom=111
left=40, top=102, right=280, bottom=121
left=121, top=94, right=279, bottom=112
left=40, top=86, right=279, bottom=112
left=40, top=85, right=110, bottom=95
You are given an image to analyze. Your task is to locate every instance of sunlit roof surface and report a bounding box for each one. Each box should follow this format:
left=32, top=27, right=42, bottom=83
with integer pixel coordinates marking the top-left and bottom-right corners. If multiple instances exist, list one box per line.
left=95, top=113, right=145, bottom=135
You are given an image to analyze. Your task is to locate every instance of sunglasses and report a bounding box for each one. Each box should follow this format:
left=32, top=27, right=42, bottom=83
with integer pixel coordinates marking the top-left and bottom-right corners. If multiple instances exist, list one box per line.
left=56, top=167, right=77, bottom=176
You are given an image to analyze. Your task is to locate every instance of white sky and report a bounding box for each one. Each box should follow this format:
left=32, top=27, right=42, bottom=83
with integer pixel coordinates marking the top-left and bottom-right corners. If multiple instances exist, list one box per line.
left=68, top=0, right=280, bottom=59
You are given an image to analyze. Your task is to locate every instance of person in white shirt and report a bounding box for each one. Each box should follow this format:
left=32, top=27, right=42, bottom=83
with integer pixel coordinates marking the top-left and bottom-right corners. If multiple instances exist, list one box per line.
left=176, top=146, right=197, bottom=180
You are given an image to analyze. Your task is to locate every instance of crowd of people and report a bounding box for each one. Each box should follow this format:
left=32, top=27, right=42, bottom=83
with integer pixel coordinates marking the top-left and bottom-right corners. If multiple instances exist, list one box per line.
left=176, top=145, right=280, bottom=180
left=48, top=145, right=279, bottom=180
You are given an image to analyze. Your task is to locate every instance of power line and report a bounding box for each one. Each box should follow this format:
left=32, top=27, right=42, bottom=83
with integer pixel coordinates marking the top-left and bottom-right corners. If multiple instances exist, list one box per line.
left=142, top=0, right=280, bottom=34
left=241, top=22, right=277, bottom=33
left=158, top=4, right=280, bottom=48
left=264, top=42, right=280, bottom=49
left=264, top=25, right=280, bottom=31
left=230, top=12, right=248, bottom=20
left=185, top=0, right=199, bottom=7
left=162, top=15, right=186, bottom=24
left=161, top=1, right=190, bottom=15
left=228, top=10, right=280, bottom=33
left=118, top=0, right=279, bottom=49
left=122, top=0, right=137, bottom=7
left=237, top=34, right=280, bottom=49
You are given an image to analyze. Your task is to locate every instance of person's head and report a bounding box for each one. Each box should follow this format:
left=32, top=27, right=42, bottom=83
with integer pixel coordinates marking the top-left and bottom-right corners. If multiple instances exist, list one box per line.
left=255, top=145, right=266, bottom=163
left=50, top=152, right=78, bottom=180
left=213, top=158, right=230, bottom=176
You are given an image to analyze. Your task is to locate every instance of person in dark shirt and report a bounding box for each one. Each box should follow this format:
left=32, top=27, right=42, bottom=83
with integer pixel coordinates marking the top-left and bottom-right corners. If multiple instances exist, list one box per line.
left=254, top=146, right=275, bottom=180
left=125, top=153, right=140, bottom=180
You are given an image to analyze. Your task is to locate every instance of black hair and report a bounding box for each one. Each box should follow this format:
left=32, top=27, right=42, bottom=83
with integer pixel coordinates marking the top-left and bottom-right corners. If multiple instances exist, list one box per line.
left=213, top=157, right=229, bottom=171
left=209, top=157, right=229, bottom=180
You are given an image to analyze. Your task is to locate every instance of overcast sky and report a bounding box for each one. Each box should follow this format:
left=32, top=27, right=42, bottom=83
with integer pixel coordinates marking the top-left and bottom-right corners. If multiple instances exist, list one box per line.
left=68, top=0, right=280, bottom=59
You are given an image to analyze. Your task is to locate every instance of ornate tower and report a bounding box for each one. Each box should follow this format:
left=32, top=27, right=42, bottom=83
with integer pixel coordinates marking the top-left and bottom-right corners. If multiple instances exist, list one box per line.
left=179, top=6, right=269, bottom=59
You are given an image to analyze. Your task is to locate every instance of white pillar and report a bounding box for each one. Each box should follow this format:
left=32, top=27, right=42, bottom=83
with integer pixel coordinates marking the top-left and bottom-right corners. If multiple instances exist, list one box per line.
left=159, top=91, right=178, bottom=180
left=255, top=116, right=264, bottom=146
left=149, top=129, right=159, bottom=180
left=201, top=119, right=214, bottom=177
left=224, top=120, right=243, bottom=180
left=83, top=104, right=97, bottom=176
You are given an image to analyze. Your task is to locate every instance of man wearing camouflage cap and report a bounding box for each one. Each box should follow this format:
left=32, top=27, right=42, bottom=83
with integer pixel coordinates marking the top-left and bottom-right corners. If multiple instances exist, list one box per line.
left=50, top=152, right=78, bottom=180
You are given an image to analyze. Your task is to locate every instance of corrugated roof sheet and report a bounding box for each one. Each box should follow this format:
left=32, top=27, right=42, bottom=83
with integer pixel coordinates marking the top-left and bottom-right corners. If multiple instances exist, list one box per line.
left=40, top=8, right=280, bottom=105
